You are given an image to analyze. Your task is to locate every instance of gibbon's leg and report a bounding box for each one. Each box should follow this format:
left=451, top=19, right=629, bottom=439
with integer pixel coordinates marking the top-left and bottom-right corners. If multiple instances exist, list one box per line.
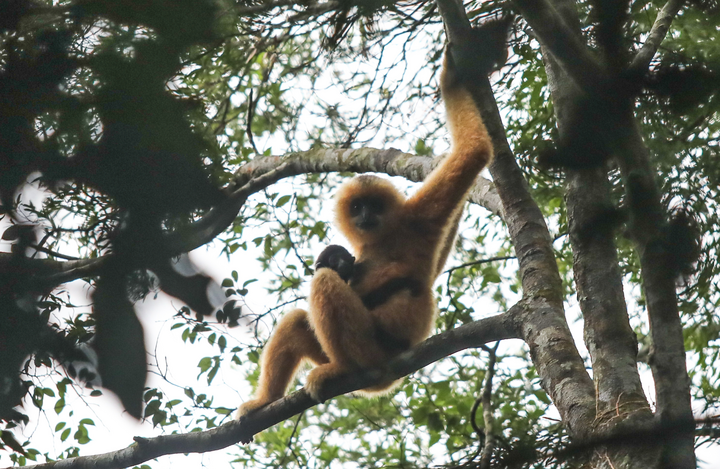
left=305, top=269, right=389, bottom=401
left=237, top=309, right=327, bottom=417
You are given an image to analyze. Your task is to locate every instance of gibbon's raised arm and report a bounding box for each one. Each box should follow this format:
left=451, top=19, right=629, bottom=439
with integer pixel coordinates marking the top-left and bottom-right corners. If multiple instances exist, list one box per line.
left=404, top=51, right=493, bottom=226
left=237, top=31, right=507, bottom=428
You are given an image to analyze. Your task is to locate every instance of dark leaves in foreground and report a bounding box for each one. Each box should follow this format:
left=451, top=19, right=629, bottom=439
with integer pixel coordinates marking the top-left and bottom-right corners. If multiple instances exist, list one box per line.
left=665, top=207, right=702, bottom=283
left=151, top=259, right=217, bottom=319
left=646, top=64, right=720, bottom=115
left=92, top=275, right=147, bottom=419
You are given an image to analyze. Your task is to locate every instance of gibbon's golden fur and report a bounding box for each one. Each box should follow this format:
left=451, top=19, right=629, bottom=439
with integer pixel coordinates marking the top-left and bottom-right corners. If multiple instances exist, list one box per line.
left=237, top=48, right=494, bottom=417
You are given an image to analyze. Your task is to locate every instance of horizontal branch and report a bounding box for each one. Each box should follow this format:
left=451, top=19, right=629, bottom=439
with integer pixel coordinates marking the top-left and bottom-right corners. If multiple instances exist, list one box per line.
left=12, top=310, right=519, bottom=469
left=236, top=0, right=338, bottom=17
left=30, top=147, right=503, bottom=287
left=0, top=253, right=105, bottom=288
left=231, top=148, right=502, bottom=216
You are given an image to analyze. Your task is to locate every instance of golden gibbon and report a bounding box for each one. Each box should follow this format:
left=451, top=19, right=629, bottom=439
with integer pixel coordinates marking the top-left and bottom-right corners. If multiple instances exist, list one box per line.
left=237, top=44, right=495, bottom=417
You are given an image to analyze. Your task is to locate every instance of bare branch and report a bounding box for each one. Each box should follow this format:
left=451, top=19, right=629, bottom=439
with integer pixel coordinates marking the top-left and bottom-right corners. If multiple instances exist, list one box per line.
left=0, top=252, right=104, bottom=288
left=29, top=148, right=502, bottom=287
left=235, top=0, right=338, bottom=17
left=436, top=0, right=597, bottom=439
left=11, top=311, right=519, bottom=469
left=232, top=148, right=502, bottom=216
left=171, top=147, right=503, bottom=252
left=629, top=0, right=685, bottom=75
left=444, top=255, right=516, bottom=275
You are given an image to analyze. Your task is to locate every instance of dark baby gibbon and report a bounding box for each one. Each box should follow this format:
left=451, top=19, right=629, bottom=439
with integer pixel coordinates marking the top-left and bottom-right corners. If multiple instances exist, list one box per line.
left=237, top=42, right=497, bottom=418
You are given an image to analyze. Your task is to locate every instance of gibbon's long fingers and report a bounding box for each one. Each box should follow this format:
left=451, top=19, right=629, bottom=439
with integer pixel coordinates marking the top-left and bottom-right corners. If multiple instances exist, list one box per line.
left=405, top=72, right=492, bottom=227
left=237, top=309, right=327, bottom=417
left=308, top=270, right=388, bottom=368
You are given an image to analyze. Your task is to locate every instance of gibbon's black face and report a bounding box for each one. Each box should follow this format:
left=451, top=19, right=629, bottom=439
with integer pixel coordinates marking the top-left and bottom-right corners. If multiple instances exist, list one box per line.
left=349, top=196, right=385, bottom=231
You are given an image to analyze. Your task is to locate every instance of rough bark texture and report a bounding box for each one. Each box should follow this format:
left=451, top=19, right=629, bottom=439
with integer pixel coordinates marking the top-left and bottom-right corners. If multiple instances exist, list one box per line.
left=541, top=10, right=659, bottom=468
left=232, top=147, right=504, bottom=216
left=523, top=0, right=695, bottom=466
left=513, top=0, right=609, bottom=90
left=544, top=0, right=652, bottom=427
left=616, top=119, right=695, bottom=436
left=438, top=0, right=596, bottom=440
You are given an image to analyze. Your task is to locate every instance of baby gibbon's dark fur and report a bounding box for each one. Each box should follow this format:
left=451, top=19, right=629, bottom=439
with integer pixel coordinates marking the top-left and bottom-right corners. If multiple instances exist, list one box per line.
left=315, top=244, right=356, bottom=283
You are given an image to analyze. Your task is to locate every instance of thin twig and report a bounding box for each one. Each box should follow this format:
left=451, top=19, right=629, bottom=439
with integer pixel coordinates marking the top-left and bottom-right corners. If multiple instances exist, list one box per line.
left=246, top=89, right=260, bottom=154
left=29, top=244, right=81, bottom=261
left=444, top=256, right=516, bottom=275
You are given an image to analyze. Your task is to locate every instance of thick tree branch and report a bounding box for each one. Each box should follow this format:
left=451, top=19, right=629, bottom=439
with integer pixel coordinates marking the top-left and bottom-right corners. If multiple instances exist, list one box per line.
left=614, top=122, right=695, bottom=468
left=437, top=0, right=596, bottom=440
left=542, top=0, right=652, bottom=434
left=531, top=0, right=693, bottom=465
left=511, top=0, right=609, bottom=91
left=29, top=148, right=503, bottom=287
left=177, top=147, right=502, bottom=254
left=231, top=148, right=503, bottom=217
left=435, top=0, right=471, bottom=35
left=629, top=0, right=685, bottom=76
left=0, top=253, right=93, bottom=277
left=0, top=252, right=106, bottom=289
left=10, top=311, right=519, bottom=469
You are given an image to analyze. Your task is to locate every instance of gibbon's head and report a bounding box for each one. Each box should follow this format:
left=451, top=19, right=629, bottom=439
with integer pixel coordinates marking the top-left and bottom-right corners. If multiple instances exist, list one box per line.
left=335, top=175, right=405, bottom=247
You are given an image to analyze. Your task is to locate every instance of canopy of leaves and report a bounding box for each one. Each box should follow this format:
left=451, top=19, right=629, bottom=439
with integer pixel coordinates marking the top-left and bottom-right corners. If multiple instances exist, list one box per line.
left=0, top=0, right=719, bottom=467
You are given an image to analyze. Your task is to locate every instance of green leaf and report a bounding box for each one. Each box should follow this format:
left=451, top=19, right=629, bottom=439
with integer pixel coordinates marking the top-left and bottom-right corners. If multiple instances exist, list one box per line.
left=198, top=357, right=212, bottom=373
left=54, top=398, right=65, bottom=414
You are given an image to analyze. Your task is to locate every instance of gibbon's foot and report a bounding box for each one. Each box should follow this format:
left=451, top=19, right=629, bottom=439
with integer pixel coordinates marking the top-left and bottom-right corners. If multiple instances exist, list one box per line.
left=236, top=398, right=270, bottom=419
left=305, top=363, right=345, bottom=403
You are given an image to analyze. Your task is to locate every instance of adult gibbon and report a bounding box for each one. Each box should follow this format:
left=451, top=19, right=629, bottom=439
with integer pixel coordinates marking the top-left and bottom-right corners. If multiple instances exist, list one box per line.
left=237, top=38, right=498, bottom=417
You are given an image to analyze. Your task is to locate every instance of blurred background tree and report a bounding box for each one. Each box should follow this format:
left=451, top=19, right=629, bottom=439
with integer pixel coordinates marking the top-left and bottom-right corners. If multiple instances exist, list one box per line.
left=0, top=0, right=719, bottom=468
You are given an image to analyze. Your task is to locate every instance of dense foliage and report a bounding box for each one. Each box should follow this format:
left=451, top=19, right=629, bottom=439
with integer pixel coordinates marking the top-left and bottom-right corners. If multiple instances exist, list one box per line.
left=1, top=0, right=719, bottom=467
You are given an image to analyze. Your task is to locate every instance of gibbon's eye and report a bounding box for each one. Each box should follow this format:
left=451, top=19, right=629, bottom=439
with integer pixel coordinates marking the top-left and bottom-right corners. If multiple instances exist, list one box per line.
left=350, top=199, right=363, bottom=217
left=349, top=197, right=385, bottom=216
